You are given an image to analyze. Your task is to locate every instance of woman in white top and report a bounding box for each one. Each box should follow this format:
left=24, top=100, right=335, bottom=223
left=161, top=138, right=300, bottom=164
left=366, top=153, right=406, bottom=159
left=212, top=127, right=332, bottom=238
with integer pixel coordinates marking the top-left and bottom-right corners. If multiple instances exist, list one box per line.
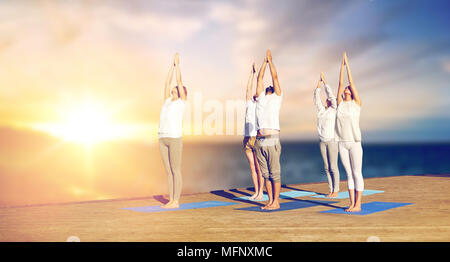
left=243, top=63, right=264, bottom=200
left=158, top=53, right=187, bottom=209
left=336, top=52, right=364, bottom=212
left=314, top=72, right=340, bottom=198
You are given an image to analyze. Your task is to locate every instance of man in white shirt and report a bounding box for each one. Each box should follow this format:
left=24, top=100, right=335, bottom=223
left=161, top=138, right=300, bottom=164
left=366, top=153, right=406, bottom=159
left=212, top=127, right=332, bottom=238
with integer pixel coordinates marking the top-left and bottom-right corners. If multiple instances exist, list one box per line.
left=254, top=50, right=283, bottom=210
left=314, top=72, right=340, bottom=198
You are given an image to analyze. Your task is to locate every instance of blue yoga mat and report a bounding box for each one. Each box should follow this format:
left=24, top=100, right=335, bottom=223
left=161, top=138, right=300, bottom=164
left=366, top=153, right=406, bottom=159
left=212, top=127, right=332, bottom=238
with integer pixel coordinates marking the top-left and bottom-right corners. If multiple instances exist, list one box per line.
left=311, top=190, right=384, bottom=199
left=234, top=190, right=316, bottom=201
left=320, top=201, right=413, bottom=215
left=236, top=200, right=338, bottom=213
left=122, top=200, right=240, bottom=213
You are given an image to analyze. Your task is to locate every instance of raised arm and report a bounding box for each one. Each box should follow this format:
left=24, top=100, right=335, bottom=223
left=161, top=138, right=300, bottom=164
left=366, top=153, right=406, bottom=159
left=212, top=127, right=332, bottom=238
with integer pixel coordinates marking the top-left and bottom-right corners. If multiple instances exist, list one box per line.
left=164, top=58, right=175, bottom=100
left=344, top=53, right=361, bottom=106
left=256, top=57, right=268, bottom=97
left=246, top=63, right=256, bottom=101
left=337, top=53, right=346, bottom=105
left=266, top=50, right=281, bottom=96
left=174, top=53, right=186, bottom=101
left=321, top=72, right=337, bottom=109
left=314, top=76, right=325, bottom=112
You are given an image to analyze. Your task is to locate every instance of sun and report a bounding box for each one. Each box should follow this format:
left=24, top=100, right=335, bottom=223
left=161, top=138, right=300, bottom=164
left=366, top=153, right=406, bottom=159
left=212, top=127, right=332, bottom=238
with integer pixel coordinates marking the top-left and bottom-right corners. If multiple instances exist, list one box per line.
left=33, top=100, right=129, bottom=146
left=58, top=103, right=117, bottom=145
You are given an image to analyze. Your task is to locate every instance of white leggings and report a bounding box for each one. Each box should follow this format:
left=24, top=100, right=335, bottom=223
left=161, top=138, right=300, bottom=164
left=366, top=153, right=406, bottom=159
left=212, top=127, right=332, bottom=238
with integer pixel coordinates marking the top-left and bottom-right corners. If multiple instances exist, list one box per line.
left=338, top=141, right=364, bottom=191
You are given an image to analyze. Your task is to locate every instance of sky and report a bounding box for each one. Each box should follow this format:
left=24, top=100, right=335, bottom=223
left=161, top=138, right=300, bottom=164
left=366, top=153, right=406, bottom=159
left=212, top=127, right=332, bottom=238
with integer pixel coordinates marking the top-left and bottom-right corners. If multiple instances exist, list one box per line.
left=0, top=0, right=449, bottom=143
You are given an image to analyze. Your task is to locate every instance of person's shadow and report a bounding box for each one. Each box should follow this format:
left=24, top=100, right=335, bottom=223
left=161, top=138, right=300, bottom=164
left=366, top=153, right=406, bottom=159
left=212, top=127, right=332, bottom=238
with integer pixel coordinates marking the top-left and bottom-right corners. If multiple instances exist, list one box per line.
left=210, top=188, right=265, bottom=207
left=280, top=184, right=341, bottom=208
left=153, top=195, right=170, bottom=205
left=212, top=185, right=341, bottom=209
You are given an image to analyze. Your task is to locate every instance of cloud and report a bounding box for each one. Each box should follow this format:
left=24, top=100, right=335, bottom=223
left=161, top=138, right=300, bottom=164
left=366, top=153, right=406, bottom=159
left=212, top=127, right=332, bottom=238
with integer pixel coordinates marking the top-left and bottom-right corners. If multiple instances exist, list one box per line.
left=97, top=5, right=205, bottom=42
left=0, top=0, right=449, bottom=142
left=443, top=59, right=450, bottom=73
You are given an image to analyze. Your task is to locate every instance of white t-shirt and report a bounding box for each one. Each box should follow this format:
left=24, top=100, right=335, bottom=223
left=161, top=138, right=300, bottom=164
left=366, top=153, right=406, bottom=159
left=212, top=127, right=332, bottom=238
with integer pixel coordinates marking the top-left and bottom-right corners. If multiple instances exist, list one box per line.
left=335, top=100, right=362, bottom=142
left=244, top=100, right=257, bottom=137
left=255, top=91, right=282, bottom=131
left=314, top=84, right=337, bottom=142
left=158, top=98, right=186, bottom=138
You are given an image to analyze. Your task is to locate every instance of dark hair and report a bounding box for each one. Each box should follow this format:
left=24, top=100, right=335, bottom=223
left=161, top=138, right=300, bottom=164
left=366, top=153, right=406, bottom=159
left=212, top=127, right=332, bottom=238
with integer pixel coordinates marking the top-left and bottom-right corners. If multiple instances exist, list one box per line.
left=266, top=86, right=274, bottom=93
left=326, top=99, right=333, bottom=107
left=343, top=86, right=354, bottom=100
left=175, top=86, right=187, bottom=98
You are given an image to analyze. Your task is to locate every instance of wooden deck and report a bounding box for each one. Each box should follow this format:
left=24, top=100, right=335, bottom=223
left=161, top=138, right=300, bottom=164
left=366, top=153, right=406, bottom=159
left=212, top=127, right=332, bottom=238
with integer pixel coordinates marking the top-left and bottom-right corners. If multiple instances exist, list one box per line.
left=0, top=175, right=449, bottom=242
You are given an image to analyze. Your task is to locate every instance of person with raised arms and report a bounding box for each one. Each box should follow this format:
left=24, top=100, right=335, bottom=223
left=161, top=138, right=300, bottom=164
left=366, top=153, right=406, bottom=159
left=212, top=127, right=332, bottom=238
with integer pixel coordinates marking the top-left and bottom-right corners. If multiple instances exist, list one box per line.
left=254, top=50, right=283, bottom=210
left=243, top=62, right=264, bottom=200
left=158, top=53, right=187, bottom=209
left=336, top=52, right=364, bottom=212
left=314, top=72, right=340, bottom=198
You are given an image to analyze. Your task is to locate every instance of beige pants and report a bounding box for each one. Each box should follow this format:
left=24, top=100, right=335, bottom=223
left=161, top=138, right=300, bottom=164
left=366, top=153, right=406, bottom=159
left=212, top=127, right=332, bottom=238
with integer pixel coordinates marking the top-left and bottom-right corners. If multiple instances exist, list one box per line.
left=255, top=136, right=282, bottom=183
left=159, top=137, right=183, bottom=201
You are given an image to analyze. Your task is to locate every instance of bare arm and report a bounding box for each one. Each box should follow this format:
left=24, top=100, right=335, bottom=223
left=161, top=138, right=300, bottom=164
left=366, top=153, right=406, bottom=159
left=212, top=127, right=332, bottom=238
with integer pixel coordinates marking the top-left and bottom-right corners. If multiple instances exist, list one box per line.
left=174, top=53, right=186, bottom=101
left=246, top=63, right=256, bottom=101
left=267, top=50, right=281, bottom=96
left=337, top=53, right=345, bottom=105
left=320, top=72, right=327, bottom=86
left=344, top=53, right=361, bottom=106
left=256, top=58, right=268, bottom=97
left=164, top=59, right=175, bottom=100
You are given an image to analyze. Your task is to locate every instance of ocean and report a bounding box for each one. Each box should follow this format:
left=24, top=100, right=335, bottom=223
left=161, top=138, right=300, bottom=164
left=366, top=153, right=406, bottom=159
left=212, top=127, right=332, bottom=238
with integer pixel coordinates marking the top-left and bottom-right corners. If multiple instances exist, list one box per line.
left=1, top=128, right=450, bottom=206
left=181, top=141, right=450, bottom=193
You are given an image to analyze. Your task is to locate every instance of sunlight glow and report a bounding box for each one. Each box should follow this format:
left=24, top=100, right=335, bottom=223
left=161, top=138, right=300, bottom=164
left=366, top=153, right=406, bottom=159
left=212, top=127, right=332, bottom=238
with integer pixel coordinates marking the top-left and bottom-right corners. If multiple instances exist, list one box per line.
left=32, top=100, right=133, bottom=145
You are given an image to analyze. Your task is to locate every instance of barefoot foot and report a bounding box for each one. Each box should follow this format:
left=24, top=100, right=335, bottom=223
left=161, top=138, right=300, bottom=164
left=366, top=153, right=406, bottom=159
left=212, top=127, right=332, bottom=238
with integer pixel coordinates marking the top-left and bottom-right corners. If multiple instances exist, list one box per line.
left=266, top=202, right=280, bottom=210
left=248, top=192, right=259, bottom=200
left=349, top=205, right=361, bottom=212
left=330, top=192, right=339, bottom=198
left=161, top=200, right=173, bottom=208
left=164, top=201, right=179, bottom=209
left=345, top=204, right=355, bottom=212
left=261, top=202, right=272, bottom=210
left=254, top=193, right=264, bottom=201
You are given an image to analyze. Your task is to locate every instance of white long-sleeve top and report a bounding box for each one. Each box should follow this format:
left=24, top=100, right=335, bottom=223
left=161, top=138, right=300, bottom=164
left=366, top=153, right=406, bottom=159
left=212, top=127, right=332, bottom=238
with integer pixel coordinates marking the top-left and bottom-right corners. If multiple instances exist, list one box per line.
left=314, top=84, right=337, bottom=142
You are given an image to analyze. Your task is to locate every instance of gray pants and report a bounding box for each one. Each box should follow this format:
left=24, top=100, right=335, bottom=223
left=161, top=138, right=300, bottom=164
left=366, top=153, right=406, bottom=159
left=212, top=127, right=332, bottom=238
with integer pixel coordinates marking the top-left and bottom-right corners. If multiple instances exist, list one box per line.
left=159, top=137, right=183, bottom=201
left=320, top=141, right=340, bottom=192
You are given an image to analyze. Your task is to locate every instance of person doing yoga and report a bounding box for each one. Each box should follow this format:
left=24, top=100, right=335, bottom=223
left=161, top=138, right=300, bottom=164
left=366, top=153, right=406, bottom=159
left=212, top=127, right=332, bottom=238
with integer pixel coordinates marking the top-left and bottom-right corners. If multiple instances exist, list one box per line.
left=336, top=52, right=364, bottom=212
left=158, top=53, right=187, bottom=209
left=243, top=63, right=264, bottom=200
left=254, top=50, right=283, bottom=210
left=314, top=72, right=340, bottom=198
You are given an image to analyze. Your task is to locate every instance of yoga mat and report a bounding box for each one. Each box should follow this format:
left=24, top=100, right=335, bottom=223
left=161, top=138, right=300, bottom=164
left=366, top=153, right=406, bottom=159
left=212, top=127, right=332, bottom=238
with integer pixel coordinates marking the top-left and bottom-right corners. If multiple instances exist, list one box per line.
left=320, top=201, right=413, bottom=215
left=311, top=190, right=384, bottom=199
left=122, top=200, right=240, bottom=213
left=234, top=190, right=316, bottom=201
left=236, top=200, right=338, bottom=213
